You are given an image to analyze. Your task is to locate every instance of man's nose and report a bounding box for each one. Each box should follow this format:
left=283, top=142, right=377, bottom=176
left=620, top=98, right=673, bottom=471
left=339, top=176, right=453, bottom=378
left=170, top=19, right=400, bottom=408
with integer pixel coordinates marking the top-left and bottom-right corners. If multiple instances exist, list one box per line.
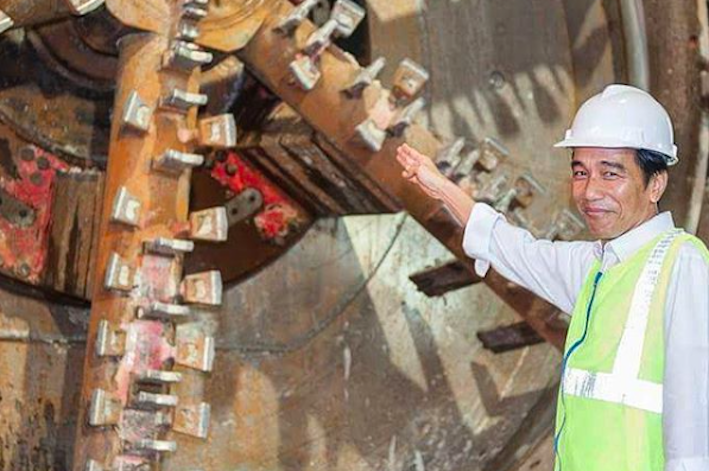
left=582, top=175, right=604, bottom=201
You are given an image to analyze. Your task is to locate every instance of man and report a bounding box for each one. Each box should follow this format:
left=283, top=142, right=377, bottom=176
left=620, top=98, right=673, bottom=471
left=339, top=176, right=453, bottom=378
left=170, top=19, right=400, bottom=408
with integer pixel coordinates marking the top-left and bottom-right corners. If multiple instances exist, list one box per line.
left=396, top=84, right=709, bottom=471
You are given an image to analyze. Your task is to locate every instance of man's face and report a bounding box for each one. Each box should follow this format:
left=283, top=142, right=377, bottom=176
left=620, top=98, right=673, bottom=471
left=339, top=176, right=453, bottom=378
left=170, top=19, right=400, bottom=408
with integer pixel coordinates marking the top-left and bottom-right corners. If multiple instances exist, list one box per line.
left=571, top=147, right=664, bottom=240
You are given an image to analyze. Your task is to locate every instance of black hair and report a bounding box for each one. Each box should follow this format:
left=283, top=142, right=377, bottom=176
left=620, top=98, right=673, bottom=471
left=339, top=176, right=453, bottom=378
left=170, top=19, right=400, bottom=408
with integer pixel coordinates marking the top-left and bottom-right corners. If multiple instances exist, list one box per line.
left=635, top=148, right=669, bottom=187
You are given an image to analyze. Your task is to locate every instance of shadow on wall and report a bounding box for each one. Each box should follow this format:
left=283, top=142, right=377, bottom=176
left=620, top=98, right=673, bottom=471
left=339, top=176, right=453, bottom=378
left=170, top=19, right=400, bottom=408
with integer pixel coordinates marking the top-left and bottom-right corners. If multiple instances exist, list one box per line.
left=172, top=215, right=559, bottom=471
left=366, top=0, right=616, bottom=143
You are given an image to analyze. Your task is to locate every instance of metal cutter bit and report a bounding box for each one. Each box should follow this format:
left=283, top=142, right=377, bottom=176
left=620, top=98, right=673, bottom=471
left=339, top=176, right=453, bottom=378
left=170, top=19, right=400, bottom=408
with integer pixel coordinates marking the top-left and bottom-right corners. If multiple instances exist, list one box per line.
left=274, top=0, right=319, bottom=36
left=289, top=55, right=321, bottom=91
left=66, top=0, right=105, bottom=15
left=344, top=57, right=386, bottom=98
left=136, top=369, right=183, bottom=385
left=136, top=391, right=179, bottom=409
left=110, top=187, right=142, bottom=227
left=173, top=402, right=211, bottom=439
left=0, top=10, right=13, bottom=35
left=121, top=91, right=153, bottom=133
left=137, top=301, right=192, bottom=320
left=153, top=149, right=204, bottom=174
left=388, top=97, right=426, bottom=137
left=182, top=0, right=209, bottom=21
left=89, top=389, right=121, bottom=426
left=189, top=207, right=228, bottom=242
left=353, top=118, right=387, bottom=153
left=181, top=270, right=223, bottom=306
left=143, top=237, right=195, bottom=256
left=435, top=138, right=466, bottom=178
left=198, top=114, right=237, bottom=148
left=161, top=89, right=208, bottom=113
left=104, top=253, right=134, bottom=293
left=330, top=0, right=366, bottom=37
left=177, top=21, right=200, bottom=41
left=84, top=460, right=104, bottom=471
left=163, top=40, right=213, bottom=71
left=175, top=324, right=216, bottom=372
left=392, top=59, right=430, bottom=103
left=130, top=439, right=177, bottom=453
left=303, top=19, right=339, bottom=56
left=96, top=320, right=126, bottom=358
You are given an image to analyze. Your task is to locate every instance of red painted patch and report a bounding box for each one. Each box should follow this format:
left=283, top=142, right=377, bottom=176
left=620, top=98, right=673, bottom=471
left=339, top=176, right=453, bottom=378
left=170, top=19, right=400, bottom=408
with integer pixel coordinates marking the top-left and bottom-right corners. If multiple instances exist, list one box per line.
left=211, top=151, right=304, bottom=242
left=115, top=320, right=174, bottom=402
left=0, top=146, right=69, bottom=282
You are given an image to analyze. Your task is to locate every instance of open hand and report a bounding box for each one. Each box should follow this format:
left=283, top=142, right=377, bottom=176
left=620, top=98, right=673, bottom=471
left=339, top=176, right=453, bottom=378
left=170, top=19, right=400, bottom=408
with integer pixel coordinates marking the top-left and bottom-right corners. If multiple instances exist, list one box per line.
left=396, top=143, right=447, bottom=200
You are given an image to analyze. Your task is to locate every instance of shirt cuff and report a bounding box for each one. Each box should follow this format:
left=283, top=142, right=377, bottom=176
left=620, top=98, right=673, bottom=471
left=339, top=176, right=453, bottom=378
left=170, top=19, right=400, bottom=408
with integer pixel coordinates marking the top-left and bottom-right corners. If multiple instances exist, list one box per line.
left=665, top=458, right=709, bottom=471
left=462, top=203, right=503, bottom=278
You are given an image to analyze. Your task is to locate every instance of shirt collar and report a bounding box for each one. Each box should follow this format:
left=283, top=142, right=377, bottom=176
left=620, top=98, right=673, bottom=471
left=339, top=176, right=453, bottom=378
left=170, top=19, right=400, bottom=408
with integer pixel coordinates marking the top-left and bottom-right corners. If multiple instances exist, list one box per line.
left=591, top=212, right=676, bottom=262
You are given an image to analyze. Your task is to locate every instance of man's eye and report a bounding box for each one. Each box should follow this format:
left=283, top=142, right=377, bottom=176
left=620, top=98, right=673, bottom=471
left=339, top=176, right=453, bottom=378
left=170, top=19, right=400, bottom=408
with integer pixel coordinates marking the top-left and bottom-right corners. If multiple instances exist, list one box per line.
left=603, top=171, right=618, bottom=178
left=573, top=171, right=586, bottom=178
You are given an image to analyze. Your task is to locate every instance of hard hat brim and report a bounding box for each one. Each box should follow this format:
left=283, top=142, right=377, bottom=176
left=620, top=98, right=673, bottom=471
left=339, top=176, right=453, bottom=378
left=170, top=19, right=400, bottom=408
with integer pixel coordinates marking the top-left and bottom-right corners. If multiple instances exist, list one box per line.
left=554, top=138, right=678, bottom=166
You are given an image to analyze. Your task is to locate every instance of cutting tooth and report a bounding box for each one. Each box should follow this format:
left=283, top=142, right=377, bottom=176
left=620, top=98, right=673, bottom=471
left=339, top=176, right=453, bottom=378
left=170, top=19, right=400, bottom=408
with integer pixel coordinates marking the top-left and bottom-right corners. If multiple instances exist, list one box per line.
left=110, top=187, right=142, bottom=227
left=184, top=0, right=209, bottom=8
left=173, top=402, right=211, bottom=439
left=182, top=5, right=208, bottom=21
left=136, top=369, right=183, bottom=385
left=353, top=118, right=387, bottom=152
left=177, top=21, right=200, bottom=41
left=478, top=137, right=509, bottom=172
left=175, top=324, right=215, bottom=372
left=392, top=59, right=430, bottom=103
left=435, top=138, right=466, bottom=177
left=343, top=57, right=386, bottom=98
left=388, top=97, right=426, bottom=137
left=137, top=301, right=192, bottom=320
left=130, top=439, right=177, bottom=453
left=89, top=389, right=122, bottom=426
left=136, top=391, right=179, bottom=409
left=121, top=91, right=153, bottom=133
left=189, top=207, right=228, bottom=242
left=96, top=320, right=126, bottom=357
left=144, top=238, right=195, bottom=256
left=152, top=411, right=173, bottom=427
left=0, top=10, right=14, bottom=35
left=301, top=0, right=365, bottom=54
left=104, top=253, right=134, bottom=293
left=153, top=149, right=204, bottom=174
left=66, top=0, right=105, bottom=15
left=163, top=40, right=213, bottom=71
left=330, top=0, right=366, bottom=37
left=198, top=115, right=237, bottom=148
left=84, top=460, right=104, bottom=471
left=303, top=19, right=339, bottom=56
left=161, top=89, right=208, bottom=112
left=274, top=0, right=319, bottom=36
left=181, top=270, right=222, bottom=306
left=289, top=55, right=321, bottom=91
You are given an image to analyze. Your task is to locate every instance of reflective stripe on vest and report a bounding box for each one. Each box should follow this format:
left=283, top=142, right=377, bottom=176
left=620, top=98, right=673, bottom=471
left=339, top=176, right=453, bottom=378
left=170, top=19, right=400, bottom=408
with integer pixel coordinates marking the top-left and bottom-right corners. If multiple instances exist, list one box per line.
left=561, top=229, right=683, bottom=414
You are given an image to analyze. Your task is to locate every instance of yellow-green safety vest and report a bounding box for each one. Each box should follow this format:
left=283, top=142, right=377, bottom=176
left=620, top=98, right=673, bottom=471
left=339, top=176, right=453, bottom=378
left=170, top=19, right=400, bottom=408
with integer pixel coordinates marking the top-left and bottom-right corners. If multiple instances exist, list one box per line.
left=554, top=229, right=709, bottom=471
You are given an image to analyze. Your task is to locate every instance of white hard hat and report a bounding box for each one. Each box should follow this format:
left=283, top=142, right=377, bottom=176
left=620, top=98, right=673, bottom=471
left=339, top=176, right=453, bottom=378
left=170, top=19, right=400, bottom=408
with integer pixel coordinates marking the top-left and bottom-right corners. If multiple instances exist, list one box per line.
left=555, top=84, right=678, bottom=166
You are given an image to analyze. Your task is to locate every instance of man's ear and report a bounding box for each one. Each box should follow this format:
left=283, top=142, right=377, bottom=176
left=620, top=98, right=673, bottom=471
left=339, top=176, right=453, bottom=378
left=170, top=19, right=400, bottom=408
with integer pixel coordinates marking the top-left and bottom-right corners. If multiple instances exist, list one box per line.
left=649, top=170, right=668, bottom=204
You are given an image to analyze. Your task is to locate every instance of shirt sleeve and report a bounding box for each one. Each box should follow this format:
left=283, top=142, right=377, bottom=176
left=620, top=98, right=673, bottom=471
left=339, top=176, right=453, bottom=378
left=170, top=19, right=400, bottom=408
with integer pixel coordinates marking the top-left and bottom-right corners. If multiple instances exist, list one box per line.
left=663, top=242, right=709, bottom=471
left=462, top=203, right=596, bottom=314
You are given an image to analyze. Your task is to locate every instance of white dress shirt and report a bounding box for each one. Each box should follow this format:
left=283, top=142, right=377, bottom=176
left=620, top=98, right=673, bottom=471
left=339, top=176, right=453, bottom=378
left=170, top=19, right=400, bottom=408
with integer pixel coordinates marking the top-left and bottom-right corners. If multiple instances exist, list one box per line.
left=462, top=203, right=709, bottom=471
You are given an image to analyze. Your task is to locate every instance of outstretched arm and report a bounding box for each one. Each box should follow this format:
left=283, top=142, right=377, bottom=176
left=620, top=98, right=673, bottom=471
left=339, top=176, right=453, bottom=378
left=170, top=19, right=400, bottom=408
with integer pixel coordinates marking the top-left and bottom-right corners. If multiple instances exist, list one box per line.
left=395, top=143, right=595, bottom=314
left=396, top=143, right=475, bottom=226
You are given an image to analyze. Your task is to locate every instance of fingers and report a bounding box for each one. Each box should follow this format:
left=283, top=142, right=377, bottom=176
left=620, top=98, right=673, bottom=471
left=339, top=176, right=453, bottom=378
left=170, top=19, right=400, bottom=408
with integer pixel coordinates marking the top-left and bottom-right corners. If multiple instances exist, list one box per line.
left=396, top=144, right=419, bottom=173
